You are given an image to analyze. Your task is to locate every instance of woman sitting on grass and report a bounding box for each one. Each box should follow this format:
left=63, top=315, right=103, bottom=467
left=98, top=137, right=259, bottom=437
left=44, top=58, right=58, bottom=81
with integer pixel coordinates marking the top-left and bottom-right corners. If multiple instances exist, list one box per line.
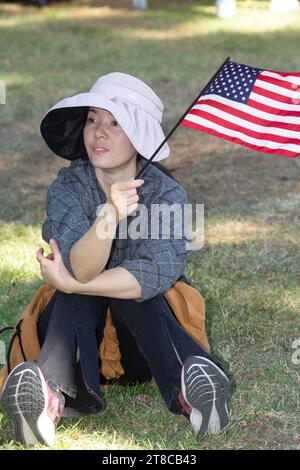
left=0, top=72, right=230, bottom=447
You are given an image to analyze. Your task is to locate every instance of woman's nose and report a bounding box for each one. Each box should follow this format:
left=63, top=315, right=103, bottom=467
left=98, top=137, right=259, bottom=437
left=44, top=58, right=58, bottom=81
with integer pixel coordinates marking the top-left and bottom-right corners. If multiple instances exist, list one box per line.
left=95, top=123, right=109, bottom=139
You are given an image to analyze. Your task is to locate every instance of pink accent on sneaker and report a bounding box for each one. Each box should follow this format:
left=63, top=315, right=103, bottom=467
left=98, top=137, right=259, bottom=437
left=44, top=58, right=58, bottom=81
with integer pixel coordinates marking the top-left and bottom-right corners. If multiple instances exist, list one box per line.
left=177, top=390, right=192, bottom=416
left=45, top=381, right=64, bottom=426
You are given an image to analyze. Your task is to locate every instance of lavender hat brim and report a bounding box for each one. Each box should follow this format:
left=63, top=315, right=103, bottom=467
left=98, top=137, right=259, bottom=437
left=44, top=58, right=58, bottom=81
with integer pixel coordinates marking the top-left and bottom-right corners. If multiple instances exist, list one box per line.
left=40, top=74, right=170, bottom=162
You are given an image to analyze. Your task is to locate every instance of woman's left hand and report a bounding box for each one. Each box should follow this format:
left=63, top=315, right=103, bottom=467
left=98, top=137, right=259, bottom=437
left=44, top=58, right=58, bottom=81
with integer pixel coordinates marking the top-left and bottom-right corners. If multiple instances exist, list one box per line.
left=36, top=239, right=77, bottom=294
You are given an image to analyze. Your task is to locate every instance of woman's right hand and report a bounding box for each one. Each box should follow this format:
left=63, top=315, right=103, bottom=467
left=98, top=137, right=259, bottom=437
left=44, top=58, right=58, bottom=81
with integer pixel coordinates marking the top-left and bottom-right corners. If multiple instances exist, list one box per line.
left=108, top=179, right=144, bottom=221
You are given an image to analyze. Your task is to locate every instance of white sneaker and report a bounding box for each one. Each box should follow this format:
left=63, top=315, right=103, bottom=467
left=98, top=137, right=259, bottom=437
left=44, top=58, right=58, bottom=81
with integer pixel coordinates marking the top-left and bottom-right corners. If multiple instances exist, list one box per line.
left=180, top=355, right=230, bottom=435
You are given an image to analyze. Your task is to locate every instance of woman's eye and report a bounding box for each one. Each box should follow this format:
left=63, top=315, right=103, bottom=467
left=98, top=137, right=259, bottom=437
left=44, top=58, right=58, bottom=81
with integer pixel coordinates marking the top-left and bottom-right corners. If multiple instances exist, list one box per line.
left=112, top=120, right=118, bottom=126
left=87, top=117, right=95, bottom=124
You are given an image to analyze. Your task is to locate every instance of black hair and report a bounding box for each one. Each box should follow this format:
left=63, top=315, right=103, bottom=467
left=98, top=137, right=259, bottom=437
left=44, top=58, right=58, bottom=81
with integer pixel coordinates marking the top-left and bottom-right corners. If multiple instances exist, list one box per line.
left=137, top=154, right=178, bottom=183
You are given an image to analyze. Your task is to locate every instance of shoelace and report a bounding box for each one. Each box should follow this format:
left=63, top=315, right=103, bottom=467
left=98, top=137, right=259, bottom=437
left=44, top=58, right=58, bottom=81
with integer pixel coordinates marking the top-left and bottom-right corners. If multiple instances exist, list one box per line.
left=0, top=319, right=27, bottom=373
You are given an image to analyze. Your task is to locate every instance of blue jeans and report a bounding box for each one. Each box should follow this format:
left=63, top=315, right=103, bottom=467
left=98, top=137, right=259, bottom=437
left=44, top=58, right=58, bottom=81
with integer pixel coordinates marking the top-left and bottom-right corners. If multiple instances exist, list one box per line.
left=37, top=289, right=218, bottom=417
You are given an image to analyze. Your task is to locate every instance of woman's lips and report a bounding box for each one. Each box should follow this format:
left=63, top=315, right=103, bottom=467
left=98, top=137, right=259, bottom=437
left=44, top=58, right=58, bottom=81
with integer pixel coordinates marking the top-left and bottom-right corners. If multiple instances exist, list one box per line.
left=93, top=147, right=109, bottom=154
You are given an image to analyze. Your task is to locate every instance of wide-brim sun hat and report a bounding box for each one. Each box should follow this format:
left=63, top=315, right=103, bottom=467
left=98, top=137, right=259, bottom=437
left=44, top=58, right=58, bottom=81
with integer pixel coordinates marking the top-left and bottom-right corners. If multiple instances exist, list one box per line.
left=40, top=72, right=170, bottom=162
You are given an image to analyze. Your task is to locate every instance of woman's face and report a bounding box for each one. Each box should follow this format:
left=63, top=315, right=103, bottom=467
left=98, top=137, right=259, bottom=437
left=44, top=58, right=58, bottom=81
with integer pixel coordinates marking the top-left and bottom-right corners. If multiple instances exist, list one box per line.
left=83, top=107, right=137, bottom=170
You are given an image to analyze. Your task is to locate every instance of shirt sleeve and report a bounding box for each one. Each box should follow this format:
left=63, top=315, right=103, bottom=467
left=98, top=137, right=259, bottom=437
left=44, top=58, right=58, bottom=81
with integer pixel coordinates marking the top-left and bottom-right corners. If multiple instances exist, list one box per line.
left=42, top=171, right=91, bottom=275
left=117, top=186, right=190, bottom=302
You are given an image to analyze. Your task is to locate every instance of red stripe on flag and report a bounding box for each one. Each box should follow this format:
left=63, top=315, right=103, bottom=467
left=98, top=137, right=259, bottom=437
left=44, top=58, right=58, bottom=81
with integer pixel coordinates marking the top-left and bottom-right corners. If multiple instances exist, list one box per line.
left=196, top=99, right=300, bottom=132
left=180, top=119, right=298, bottom=158
left=258, top=74, right=300, bottom=92
left=252, top=85, right=297, bottom=105
left=266, top=69, right=300, bottom=78
left=248, top=98, right=300, bottom=117
left=188, top=109, right=300, bottom=146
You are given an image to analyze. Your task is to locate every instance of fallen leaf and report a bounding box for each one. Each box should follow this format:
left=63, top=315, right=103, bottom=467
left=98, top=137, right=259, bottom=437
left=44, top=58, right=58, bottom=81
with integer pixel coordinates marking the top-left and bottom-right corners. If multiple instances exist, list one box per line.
left=132, top=394, right=155, bottom=406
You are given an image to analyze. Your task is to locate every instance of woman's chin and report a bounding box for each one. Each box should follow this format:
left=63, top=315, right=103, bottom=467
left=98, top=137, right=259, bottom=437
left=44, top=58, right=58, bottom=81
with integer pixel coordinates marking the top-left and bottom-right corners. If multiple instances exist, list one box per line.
left=88, top=152, right=136, bottom=171
left=90, top=158, right=120, bottom=170
left=89, top=153, right=111, bottom=167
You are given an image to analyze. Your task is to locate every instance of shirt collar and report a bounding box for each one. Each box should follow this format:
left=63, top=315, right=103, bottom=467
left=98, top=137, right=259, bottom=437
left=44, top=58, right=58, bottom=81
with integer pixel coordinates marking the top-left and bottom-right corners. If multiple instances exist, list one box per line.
left=87, top=157, right=159, bottom=198
left=136, top=158, right=158, bottom=196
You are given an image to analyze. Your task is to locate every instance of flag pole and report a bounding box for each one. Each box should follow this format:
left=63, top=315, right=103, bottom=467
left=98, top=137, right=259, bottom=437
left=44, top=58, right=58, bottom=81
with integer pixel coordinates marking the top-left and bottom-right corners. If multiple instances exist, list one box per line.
left=135, top=56, right=231, bottom=179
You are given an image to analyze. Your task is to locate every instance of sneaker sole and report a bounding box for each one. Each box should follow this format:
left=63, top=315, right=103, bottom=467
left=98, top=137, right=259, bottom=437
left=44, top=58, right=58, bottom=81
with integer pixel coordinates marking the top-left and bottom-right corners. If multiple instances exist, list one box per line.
left=181, top=355, right=230, bottom=435
left=1, top=361, right=55, bottom=446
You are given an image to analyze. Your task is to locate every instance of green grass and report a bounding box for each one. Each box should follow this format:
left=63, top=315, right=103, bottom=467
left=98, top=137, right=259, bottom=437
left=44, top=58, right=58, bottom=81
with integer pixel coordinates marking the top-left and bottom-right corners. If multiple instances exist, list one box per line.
left=0, top=0, right=300, bottom=450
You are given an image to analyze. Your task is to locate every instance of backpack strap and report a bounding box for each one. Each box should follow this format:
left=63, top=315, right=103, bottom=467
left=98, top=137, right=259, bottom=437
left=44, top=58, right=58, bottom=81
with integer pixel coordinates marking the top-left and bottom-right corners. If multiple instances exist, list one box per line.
left=0, top=320, right=27, bottom=374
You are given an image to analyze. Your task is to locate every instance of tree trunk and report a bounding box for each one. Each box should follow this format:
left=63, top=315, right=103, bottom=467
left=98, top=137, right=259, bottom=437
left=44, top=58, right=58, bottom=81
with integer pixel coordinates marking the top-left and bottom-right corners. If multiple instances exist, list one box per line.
left=269, top=0, right=299, bottom=13
left=216, top=0, right=237, bottom=19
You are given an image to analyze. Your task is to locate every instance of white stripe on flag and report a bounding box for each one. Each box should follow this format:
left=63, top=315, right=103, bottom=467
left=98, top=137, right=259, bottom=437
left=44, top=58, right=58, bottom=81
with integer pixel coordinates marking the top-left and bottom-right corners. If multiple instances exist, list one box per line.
left=192, top=104, right=300, bottom=139
left=184, top=113, right=300, bottom=153
left=250, top=92, right=300, bottom=111
left=255, top=79, right=300, bottom=100
left=197, top=95, right=300, bottom=124
left=261, top=71, right=300, bottom=87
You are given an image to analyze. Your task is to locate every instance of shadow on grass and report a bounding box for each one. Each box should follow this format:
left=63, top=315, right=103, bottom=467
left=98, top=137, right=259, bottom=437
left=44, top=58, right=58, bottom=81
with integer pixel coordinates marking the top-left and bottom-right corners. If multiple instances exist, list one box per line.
left=0, top=0, right=218, bottom=29
left=1, top=0, right=219, bottom=15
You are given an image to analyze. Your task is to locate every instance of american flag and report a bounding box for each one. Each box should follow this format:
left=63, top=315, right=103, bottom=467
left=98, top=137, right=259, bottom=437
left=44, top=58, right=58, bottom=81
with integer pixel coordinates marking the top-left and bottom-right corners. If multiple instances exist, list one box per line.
left=180, top=60, right=300, bottom=158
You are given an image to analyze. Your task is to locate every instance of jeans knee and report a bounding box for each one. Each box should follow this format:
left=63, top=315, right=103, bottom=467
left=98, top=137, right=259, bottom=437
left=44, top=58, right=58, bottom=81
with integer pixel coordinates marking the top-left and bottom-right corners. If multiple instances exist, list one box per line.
left=109, top=295, right=166, bottom=319
left=56, top=290, right=78, bottom=301
left=109, top=297, right=130, bottom=312
left=55, top=291, right=107, bottom=314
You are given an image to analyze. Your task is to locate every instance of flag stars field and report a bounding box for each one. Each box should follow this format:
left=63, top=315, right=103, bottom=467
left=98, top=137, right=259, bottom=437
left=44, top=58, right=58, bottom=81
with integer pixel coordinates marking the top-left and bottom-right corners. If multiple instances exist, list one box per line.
left=181, top=58, right=300, bottom=158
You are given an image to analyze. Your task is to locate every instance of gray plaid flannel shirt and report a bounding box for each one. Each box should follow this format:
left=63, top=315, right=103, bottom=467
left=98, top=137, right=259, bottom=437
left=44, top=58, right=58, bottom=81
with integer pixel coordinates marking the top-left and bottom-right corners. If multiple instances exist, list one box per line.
left=42, top=157, right=191, bottom=302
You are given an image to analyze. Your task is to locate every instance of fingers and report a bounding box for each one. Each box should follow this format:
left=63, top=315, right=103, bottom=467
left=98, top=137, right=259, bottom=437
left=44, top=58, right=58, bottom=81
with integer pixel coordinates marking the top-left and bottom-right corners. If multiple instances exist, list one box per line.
left=117, top=188, right=139, bottom=198
left=36, top=247, right=44, bottom=262
left=112, top=179, right=144, bottom=191
left=109, top=179, right=144, bottom=221
left=124, top=193, right=139, bottom=205
left=112, top=193, right=139, bottom=218
left=127, top=202, right=139, bottom=215
left=37, top=256, right=46, bottom=273
left=110, top=180, right=144, bottom=204
left=49, top=239, right=60, bottom=256
left=36, top=245, right=54, bottom=265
